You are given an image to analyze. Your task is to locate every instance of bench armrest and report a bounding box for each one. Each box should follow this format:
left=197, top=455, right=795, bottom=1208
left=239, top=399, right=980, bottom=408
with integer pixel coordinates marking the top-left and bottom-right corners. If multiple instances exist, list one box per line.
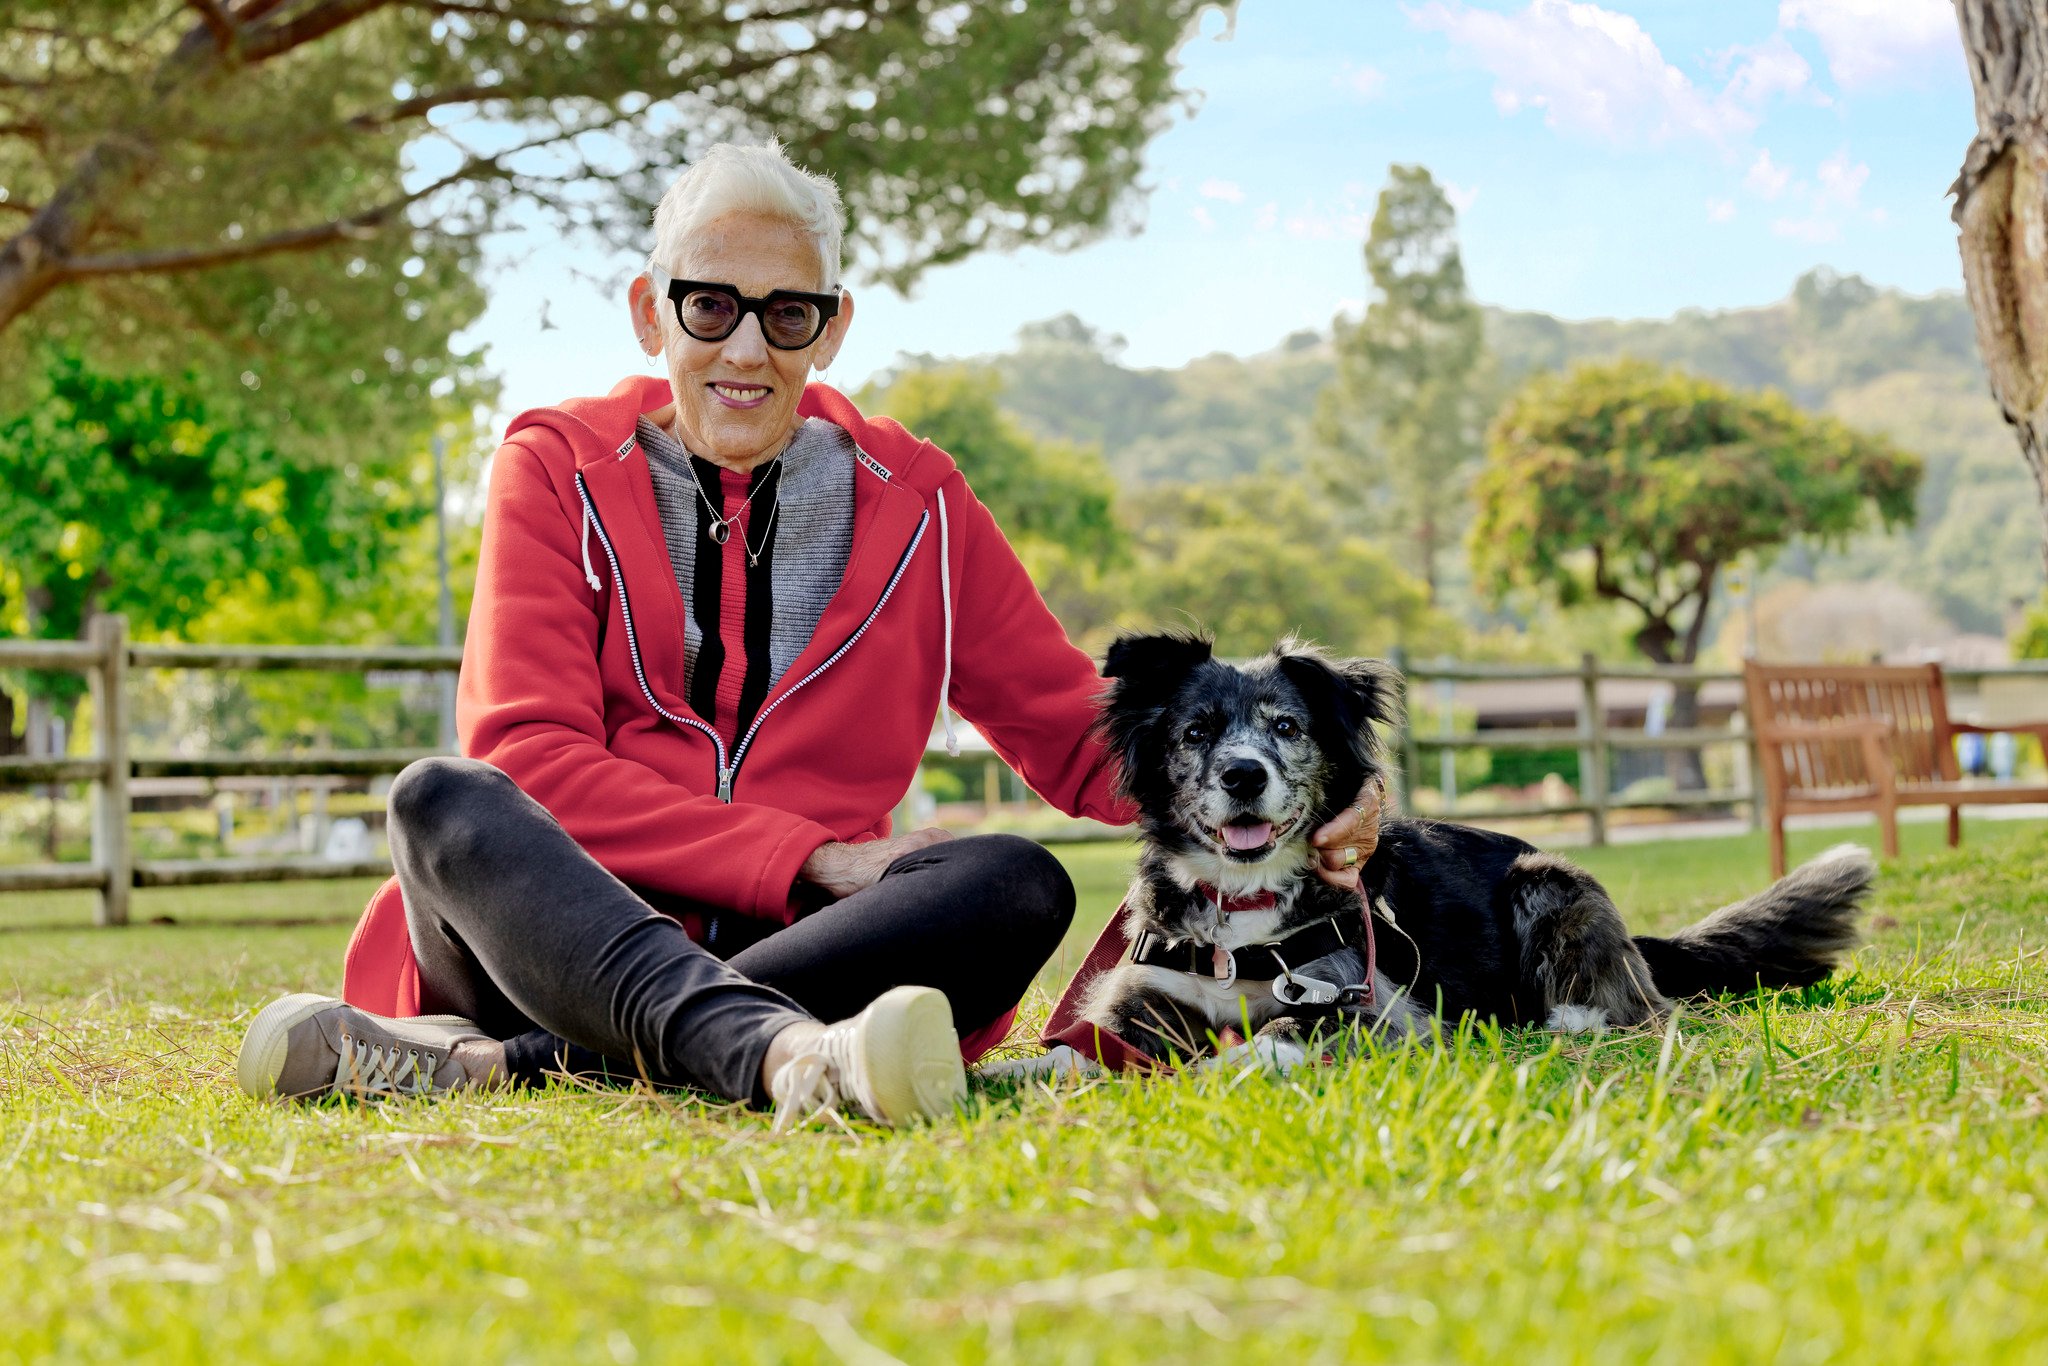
left=1951, top=721, right=2048, bottom=738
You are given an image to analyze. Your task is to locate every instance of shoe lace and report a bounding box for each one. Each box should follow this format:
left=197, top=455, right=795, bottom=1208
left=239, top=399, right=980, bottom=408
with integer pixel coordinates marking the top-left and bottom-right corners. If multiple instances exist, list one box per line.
left=333, top=1032, right=439, bottom=1097
left=768, top=1052, right=841, bottom=1134
left=768, top=1022, right=871, bottom=1134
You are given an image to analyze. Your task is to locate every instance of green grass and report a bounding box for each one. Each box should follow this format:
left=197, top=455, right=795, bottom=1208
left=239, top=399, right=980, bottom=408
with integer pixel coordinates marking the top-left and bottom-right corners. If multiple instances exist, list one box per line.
left=4, top=817, right=2047, bottom=1363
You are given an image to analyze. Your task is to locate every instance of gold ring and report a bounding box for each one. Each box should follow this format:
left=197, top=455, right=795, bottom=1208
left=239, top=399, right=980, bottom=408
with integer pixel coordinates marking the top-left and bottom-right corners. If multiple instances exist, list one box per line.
left=1343, top=846, right=1359, bottom=868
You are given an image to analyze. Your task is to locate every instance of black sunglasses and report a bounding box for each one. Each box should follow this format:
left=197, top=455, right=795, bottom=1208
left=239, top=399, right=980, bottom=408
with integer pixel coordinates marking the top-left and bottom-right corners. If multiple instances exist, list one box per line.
left=654, top=270, right=841, bottom=350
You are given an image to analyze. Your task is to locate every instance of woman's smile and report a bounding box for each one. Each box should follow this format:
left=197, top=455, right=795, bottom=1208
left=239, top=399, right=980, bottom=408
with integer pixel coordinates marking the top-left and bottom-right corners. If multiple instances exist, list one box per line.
left=709, top=380, right=772, bottom=408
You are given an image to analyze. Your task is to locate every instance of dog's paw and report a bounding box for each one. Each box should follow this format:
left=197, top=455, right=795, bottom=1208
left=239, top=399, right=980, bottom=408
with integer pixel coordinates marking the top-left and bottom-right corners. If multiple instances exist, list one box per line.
left=974, top=1045, right=1105, bottom=1084
left=1201, top=1036, right=1310, bottom=1075
left=1545, top=1004, right=1611, bottom=1035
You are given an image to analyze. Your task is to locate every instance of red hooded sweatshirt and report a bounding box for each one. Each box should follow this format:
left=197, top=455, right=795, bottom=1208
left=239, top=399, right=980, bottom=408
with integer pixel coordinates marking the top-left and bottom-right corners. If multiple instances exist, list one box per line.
left=340, top=376, right=1133, bottom=1060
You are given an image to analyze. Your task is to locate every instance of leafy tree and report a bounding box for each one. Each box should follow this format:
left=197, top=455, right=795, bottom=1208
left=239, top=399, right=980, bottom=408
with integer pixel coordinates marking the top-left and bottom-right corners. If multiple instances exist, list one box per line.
left=0, top=350, right=451, bottom=750
left=864, top=365, right=1124, bottom=562
left=1115, top=479, right=1452, bottom=661
left=1471, top=360, right=1921, bottom=784
left=0, top=0, right=1218, bottom=362
left=862, top=365, right=1127, bottom=643
left=1315, top=164, right=1490, bottom=603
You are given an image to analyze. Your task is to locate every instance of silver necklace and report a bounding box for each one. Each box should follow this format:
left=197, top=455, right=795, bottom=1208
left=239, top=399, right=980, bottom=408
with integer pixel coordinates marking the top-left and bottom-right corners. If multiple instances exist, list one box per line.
left=739, top=483, right=780, bottom=568
left=684, top=451, right=780, bottom=551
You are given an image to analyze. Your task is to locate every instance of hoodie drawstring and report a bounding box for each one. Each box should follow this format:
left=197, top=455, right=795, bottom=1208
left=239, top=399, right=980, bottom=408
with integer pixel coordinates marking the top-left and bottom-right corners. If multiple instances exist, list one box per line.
left=937, top=488, right=961, bottom=756
left=581, top=500, right=602, bottom=594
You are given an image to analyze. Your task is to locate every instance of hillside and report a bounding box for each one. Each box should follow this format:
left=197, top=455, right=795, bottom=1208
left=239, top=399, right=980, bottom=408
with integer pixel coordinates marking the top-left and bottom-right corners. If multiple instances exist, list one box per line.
left=941, top=272, right=2041, bottom=636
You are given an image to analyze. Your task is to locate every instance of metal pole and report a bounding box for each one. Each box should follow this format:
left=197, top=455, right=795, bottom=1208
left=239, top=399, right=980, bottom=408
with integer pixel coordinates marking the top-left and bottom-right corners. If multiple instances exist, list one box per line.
left=432, top=434, right=457, bottom=752
left=1579, top=652, right=1609, bottom=847
left=1436, top=675, right=1456, bottom=814
left=1391, top=646, right=1419, bottom=815
left=89, top=613, right=131, bottom=926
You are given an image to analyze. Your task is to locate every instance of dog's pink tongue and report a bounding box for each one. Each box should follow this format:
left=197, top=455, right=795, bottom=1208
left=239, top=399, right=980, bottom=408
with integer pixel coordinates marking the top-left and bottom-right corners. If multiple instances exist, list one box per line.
left=1222, top=822, right=1273, bottom=851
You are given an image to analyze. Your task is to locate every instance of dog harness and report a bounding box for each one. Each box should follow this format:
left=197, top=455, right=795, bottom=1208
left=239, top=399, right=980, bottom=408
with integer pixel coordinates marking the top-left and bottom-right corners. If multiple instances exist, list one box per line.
left=1129, top=888, right=1380, bottom=1008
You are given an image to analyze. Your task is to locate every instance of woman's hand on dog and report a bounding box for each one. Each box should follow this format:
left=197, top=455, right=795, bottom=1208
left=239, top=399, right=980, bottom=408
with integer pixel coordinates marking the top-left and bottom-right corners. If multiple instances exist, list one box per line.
left=1309, top=777, right=1384, bottom=891
left=799, top=827, right=953, bottom=899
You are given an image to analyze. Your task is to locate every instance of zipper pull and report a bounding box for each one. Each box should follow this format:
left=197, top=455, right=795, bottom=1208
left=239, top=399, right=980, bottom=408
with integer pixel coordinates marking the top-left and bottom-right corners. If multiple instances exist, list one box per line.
left=716, top=767, right=733, bottom=802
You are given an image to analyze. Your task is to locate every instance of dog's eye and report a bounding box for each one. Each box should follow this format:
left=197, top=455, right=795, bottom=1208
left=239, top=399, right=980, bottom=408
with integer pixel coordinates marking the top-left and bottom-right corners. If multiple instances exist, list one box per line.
left=1272, top=716, right=1301, bottom=738
left=1183, top=722, right=1213, bottom=745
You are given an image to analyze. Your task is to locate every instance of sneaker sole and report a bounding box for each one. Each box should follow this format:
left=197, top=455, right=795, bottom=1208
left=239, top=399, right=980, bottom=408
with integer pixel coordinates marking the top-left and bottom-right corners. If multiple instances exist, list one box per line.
left=856, top=985, right=967, bottom=1125
left=237, top=993, right=476, bottom=1101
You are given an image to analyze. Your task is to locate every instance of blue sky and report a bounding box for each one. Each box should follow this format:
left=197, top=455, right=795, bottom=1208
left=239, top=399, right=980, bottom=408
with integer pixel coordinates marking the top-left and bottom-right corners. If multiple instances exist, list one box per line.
left=461, top=0, right=1973, bottom=415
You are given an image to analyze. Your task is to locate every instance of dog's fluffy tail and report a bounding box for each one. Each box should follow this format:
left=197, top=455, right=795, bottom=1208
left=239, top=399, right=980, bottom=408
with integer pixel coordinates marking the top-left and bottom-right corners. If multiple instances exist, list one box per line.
left=1631, top=843, right=1874, bottom=999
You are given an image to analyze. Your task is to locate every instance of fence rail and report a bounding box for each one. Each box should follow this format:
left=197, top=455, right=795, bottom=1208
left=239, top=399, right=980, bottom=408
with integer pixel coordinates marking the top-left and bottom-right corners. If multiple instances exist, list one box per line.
left=7, top=617, right=2048, bottom=925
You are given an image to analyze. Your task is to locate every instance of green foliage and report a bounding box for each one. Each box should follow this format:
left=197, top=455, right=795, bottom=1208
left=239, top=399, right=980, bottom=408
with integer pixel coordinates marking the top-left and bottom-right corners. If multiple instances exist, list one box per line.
left=7, top=825, right=2048, bottom=1361
left=2014, top=597, right=2048, bottom=660
left=863, top=366, right=1124, bottom=565
left=1, top=0, right=1219, bottom=380
left=0, top=353, right=414, bottom=645
left=953, top=315, right=1331, bottom=485
left=951, top=272, right=2036, bottom=637
left=1471, top=360, right=1922, bottom=665
left=1315, top=165, right=1491, bottom=600
left=1114, top=479, right=1454, bottom=659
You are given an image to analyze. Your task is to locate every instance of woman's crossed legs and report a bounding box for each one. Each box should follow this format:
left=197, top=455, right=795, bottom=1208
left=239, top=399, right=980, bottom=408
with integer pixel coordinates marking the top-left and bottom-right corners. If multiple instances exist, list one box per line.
left=244, top=758, right=1075, bottom=1116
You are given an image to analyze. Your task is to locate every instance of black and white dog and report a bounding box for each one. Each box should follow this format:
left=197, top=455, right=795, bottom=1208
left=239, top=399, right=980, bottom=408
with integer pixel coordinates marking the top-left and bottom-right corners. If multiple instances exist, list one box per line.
left=1055, top=631, right=1873, bottom=1069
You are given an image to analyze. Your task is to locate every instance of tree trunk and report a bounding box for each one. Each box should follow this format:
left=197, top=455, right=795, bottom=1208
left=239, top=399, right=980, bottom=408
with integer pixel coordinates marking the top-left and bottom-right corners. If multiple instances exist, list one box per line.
left=1954, top=0, right=2048, bottom=578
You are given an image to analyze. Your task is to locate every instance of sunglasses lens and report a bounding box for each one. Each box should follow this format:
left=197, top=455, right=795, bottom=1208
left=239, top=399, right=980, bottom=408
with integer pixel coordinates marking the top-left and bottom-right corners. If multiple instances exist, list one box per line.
left=762, top=297, right=823, bottom=349
left=679, top=289, right=738, bottom=339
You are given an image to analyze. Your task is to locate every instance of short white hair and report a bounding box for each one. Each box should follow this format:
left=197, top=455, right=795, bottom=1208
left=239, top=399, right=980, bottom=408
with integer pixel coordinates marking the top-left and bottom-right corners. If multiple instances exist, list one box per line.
left=649, top=141, right=844, bottom=288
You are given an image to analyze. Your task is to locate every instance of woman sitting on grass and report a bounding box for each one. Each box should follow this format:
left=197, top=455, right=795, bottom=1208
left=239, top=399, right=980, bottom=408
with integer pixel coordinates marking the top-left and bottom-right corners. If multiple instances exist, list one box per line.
left=235, top=142, right=1383, bottom=1132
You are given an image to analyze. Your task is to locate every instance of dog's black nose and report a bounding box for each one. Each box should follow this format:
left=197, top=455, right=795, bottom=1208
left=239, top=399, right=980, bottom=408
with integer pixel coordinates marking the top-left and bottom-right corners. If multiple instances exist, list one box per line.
left=1219, top=760, right=1267, bottom=799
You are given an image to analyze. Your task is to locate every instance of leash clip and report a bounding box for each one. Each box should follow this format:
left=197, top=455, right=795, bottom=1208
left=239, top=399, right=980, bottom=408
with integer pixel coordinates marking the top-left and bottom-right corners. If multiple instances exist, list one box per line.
left=1271, top=971, right=1343, bottom=1007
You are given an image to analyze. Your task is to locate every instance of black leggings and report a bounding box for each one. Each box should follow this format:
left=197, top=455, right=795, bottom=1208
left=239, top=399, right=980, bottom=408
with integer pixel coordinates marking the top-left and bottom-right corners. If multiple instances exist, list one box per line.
left=384, top=757, right=1076, bottom=1102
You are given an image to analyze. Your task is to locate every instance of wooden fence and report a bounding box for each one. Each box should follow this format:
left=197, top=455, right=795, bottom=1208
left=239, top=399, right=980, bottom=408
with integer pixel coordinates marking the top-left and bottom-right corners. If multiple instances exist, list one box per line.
left=6, top=615, right=2047, bottom=926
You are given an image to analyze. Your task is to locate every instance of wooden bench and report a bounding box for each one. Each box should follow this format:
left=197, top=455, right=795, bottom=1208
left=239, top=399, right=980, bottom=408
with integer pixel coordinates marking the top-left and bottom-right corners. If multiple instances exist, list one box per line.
left=1743, top=661, right=2048, bottom=876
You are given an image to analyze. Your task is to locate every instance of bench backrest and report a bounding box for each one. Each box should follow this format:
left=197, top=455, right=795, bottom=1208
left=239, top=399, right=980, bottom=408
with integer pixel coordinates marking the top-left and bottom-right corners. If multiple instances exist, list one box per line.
left=1743, top=661, right=1960, bottom=795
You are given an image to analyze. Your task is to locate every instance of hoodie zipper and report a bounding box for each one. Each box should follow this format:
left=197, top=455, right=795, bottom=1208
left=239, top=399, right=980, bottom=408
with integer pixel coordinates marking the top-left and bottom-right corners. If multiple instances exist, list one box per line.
left=575, top=472, right=732, bottom=791
left=575, top=470, right=928, bottom=803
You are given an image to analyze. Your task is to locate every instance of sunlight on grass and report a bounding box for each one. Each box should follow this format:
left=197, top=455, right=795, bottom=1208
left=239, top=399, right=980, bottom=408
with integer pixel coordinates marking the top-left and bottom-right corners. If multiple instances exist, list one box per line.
left=3, top=821, right=2045, bottom=1362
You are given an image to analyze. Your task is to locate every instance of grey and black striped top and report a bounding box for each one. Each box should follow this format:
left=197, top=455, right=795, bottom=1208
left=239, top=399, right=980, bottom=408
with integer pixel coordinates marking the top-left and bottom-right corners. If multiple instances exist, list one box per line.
left=638, top=415, right=855, bottom=736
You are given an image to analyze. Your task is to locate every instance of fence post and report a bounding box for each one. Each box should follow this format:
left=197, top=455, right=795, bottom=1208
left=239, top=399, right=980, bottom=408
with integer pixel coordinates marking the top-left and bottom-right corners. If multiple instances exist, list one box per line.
left=1390, top=646, right=1418, bottom=815
left=89, top=613, right=131, bottom=926
left=1579, top=652, right=1609, bottom=847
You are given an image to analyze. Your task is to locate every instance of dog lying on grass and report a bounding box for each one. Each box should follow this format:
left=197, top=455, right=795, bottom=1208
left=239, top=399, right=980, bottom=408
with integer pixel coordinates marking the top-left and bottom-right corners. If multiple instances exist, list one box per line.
left=990, top=632, right=1874, bottom=1078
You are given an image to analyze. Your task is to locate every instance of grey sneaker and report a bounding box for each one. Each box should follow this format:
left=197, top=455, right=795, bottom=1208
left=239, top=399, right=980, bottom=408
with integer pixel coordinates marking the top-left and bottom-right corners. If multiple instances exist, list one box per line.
left=238, top=993, right=499, bottom=1101
left=769, top=985, right=966, bottom=1133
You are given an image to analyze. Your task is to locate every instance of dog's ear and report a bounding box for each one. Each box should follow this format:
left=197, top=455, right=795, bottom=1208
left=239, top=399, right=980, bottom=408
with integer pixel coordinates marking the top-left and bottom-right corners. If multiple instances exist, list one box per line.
left=1096, top=631, right=1214, bottom=799
left=1274, top=643, right=1401, bottom=775
left=1102, top=631, right=1214, bottom=694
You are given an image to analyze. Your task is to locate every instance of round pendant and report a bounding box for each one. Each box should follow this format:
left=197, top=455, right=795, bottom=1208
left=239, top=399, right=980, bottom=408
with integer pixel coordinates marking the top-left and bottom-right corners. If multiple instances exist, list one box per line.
left=707, top=519, right=730, bottom=544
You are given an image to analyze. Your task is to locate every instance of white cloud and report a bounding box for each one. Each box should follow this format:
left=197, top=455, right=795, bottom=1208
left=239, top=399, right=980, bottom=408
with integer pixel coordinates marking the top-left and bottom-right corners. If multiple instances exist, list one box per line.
left=1721, top=33, right=1813, bottom=106
left=1199, top=178, right=1246, bottom=204
left=1253, top=201, right=1279, bottom=232
left=1444, top=182, right=1481, bottom=214
left=1707, top=197, right=1737, bottom=223
left=1191, top=205, right=1215, bottom=231
left=1338, top=61, right=1387, bottom=100
left=1815, top=147, right=1869, bottom=207
left=1411, top=0, right=1766, bottom=144
left=1744, top=150, right=1793, bottom=200
left=1779, top=0, right=1959, bottom=90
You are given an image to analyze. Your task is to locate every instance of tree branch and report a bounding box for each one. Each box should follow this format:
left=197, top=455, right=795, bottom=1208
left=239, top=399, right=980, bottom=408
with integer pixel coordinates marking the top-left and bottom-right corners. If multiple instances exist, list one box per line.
left=1589, top=544, right=1656, bottom=618
left=347, top=84, right=509, bottom=130
left=183, top=0, right=240, bottom=51
left=239, top=0, right=395, bottom=63
left=55, top=113, right=627, bottom=280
